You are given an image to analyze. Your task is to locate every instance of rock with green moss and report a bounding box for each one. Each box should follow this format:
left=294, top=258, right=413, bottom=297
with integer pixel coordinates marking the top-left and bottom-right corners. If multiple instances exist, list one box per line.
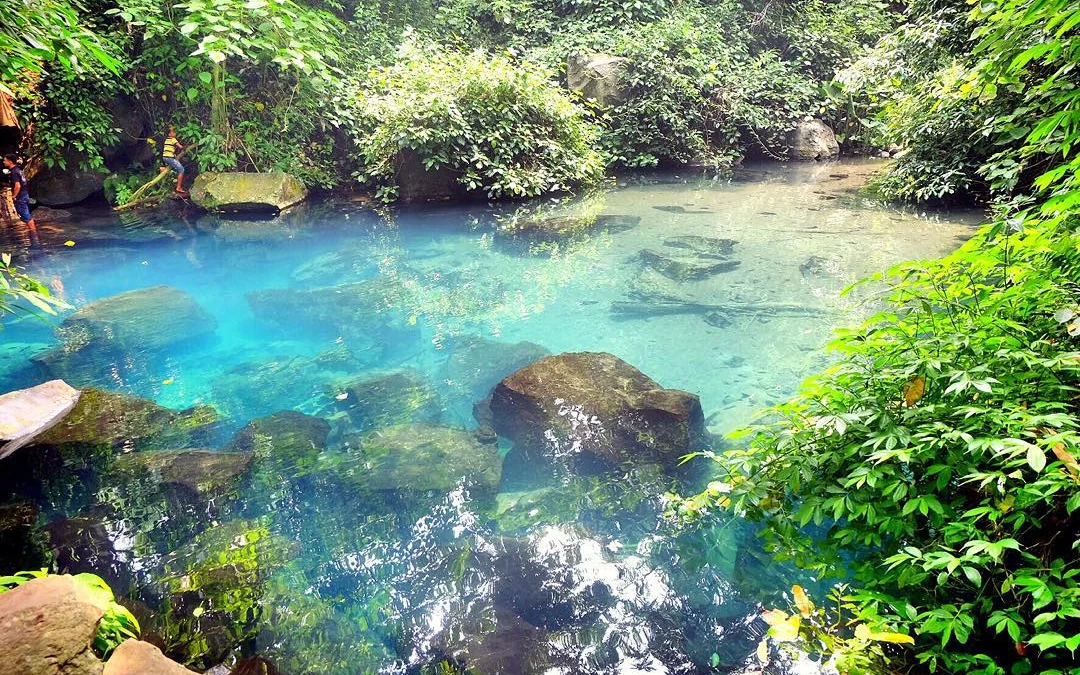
left=228, top=410, right=330, bottom=477
left=155, top=519, right=299, bottom=669
left=324, top=369, right=442, bottom=432
left=111, top=449, right=253, bottom=501
left=33, top=286, right=217, bottom=385
left=490, top=352, right=704, bottom=474
left=190, top=172, right=307, bottom=213
left=34, top=388, right=221, bottom=452
left=337, top=424, right=501, bottom=497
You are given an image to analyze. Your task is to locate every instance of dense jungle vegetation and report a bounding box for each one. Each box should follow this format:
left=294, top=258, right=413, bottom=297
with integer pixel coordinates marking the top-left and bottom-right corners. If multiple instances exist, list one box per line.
left=3, top=0, right=1080, bottom=673
left=1, top=0, right=892, bottom=201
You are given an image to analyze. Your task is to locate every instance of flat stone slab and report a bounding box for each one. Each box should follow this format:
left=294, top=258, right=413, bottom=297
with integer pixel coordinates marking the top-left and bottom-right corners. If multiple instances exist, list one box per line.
left=0, top=380, right=81, bottom=459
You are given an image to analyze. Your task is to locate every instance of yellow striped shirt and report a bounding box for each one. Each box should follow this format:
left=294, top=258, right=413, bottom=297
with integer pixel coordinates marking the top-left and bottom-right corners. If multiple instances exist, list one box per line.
left=163, top=137, right=179, bottom=159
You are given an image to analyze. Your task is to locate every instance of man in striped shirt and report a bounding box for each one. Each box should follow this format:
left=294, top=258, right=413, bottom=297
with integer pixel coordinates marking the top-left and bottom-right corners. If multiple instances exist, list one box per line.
left=162, top=125, right=187, bottom=194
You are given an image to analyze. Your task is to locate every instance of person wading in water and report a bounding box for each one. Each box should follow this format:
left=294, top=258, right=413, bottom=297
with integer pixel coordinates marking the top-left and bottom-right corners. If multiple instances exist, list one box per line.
left=162, top=126, right=187, bottom=195
left=3, top=154, right=41, bottom=248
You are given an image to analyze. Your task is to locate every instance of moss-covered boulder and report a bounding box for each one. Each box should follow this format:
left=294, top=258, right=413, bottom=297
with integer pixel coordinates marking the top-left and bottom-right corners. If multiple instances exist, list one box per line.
left=112, top=450, right=253, bottom=501
left=34, top=388, right=220, bottom=452
left=228, top=410, right=330, bottom=478
left=190, top=172, right=307, bottom=213
left=489, top=352, right=704, bottom=473
left=324, top=369, right=441, bottom=432
left=33, top=286, right=217, bottom=385
left=338, top=424, right=501, bottom=496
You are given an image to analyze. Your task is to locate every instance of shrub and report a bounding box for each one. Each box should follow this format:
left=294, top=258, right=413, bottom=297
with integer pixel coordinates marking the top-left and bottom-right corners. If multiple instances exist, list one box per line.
left=349, top=40, right=605, bottom=201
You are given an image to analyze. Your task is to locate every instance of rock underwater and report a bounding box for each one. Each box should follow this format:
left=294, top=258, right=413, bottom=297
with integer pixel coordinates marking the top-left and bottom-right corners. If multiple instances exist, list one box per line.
left=489, top=352, right=705, bottom=474
left=33, top=286, right=217, bottom=386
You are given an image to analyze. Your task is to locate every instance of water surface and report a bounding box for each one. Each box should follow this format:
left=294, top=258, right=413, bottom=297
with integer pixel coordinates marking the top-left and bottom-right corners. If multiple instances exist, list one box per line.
left=0, top=160, right=980, bottom=674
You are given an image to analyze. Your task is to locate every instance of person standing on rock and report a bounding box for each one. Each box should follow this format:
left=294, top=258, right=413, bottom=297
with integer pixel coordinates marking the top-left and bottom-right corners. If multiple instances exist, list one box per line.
left=2, top=154, right=41, bottom=248
left=162, top=126, right=187, bottom=195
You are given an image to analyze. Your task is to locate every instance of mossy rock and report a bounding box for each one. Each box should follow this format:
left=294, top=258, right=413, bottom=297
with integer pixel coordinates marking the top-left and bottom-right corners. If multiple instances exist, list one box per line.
left=337, top=424, right=502, bottom=497
left=324, top=368, right=442, bottom=432
left=490, top=352, right=705, bottom=474
left=190, top=172, right=307, bottom=213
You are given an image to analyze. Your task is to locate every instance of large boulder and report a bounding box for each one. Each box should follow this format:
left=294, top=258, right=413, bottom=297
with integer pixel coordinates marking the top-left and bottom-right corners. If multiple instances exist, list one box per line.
left=32, top=388, right=220, bottom=453
left=438, top=337, right=550, bottom=423
left=229, top=410, right=330, bottom=479
left=325, top=369, right=441, bottom=432
left=338, top=424, right=502, bottom=496
left=111, top=449, right=253, bottom=500
left=489, top=352, right=705, bottom=472
left=102, top=640, right=198, bottom=675
left=190, top=172, right=307, bottom=214
left=567, top=54, right=631, bottom=108
left=34, top=286, right=217, bottom=384
left=28, top=152, right=107, bottom=206
left=246, top=278, right=418, bottom=345
left=788, top=119, right=839, bottom=160
left=0, top=575, right=108, bottom=675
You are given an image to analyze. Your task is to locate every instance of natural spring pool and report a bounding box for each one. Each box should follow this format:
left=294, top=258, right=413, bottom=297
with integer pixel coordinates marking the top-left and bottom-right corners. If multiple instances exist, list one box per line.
left=0, top=160, right=981, bottom=674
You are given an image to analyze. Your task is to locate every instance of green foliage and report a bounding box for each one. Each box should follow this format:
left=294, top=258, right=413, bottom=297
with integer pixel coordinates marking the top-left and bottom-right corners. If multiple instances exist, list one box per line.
left=0, top=253, right=69, bottom=327
left=676, top=0, right=1080, bottom=670
left=13, top=67, right=128, bottom=170
left=351, top=40, right=605, bottom=201
left=0, top=0, right=121, bottom=95
left=0, top=570, right=140, bottom=658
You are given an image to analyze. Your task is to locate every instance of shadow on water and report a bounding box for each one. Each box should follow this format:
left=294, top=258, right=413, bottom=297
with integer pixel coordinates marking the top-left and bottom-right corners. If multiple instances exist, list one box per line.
left=0, top=160, right=983, bottom=673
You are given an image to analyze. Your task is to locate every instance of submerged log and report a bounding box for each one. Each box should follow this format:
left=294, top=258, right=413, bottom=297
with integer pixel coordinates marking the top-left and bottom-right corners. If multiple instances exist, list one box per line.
left=610, top=299, right=827, bottom=319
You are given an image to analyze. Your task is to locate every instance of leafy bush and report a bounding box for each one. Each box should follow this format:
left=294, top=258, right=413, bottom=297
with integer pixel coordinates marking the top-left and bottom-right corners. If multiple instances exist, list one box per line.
left=676, top=0, right=1080, bottom=672
left=0, top=570, right=140, bottom=658
left=0, top=253, right=69, bottom=326
left=350, top=40, right=605, bottom=201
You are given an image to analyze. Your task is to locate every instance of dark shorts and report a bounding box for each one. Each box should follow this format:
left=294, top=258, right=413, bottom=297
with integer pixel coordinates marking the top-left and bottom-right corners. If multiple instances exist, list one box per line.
left=14, top=196, right=31, bottom=223
left=163, top=157, right=185, bottom=174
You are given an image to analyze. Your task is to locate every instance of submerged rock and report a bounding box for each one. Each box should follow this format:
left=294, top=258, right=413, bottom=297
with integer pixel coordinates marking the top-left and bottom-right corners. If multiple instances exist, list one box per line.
left=788, top=119, right=839, bottom=160
left=190, top=172, right=307, bottom=213
left=290, top=242, right=377, bottom=284
left=489, top=352, right=705, bottom=472
left=0, top=575, right=108, bottom=675
left=338, top=424, right=502, bottom=496
left=246, top=278, right=416, bottom=340
left=567, top=54, right=630, bottom=107
left=0, top=501, right=47, bottom=570
left=229, top=410, right=330, bottom=474
left=638, top=249, right=740, bottom=281
left=32, top=388, right=220, bottom=453
left=325, top=369, right=442, bottom=431
left=34, top=286, right=216, bottom=385
left=112, top=449, right=253, bottom=500
left=211, top=350, right=370, bottom=420
left=438, top=336, right=550, bottom=410
left=662, top=235, right=737, bottom=258
left=496, top=213, right=639, bottom=255
left=44, top=517, right=133, bottom=592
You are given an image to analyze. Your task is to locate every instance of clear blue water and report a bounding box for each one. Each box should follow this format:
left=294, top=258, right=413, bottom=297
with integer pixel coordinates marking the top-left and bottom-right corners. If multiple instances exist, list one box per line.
left=0, top=161, right=980, bottom=674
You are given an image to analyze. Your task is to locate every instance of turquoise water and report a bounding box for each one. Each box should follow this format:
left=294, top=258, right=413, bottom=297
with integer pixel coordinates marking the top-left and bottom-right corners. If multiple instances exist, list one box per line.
left=0, top=161, right=980, bottom=674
